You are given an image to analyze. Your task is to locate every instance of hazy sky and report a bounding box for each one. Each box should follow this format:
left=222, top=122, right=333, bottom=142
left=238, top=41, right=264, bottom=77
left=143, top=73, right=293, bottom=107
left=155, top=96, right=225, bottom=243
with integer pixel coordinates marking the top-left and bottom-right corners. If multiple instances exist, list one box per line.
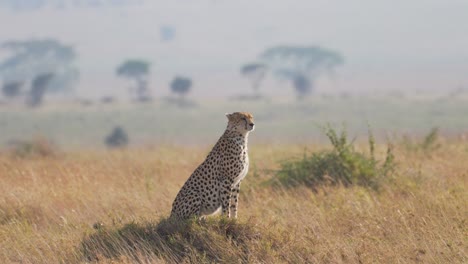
left=0, top=0, right=467, bottom=98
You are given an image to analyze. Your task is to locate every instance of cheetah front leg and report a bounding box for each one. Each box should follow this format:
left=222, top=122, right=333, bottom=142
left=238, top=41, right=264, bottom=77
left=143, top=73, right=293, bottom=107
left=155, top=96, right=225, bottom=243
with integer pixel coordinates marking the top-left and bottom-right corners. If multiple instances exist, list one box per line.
left=229, top=182, right=241, bottom=219
left=220, top=177, right=234, bottom=218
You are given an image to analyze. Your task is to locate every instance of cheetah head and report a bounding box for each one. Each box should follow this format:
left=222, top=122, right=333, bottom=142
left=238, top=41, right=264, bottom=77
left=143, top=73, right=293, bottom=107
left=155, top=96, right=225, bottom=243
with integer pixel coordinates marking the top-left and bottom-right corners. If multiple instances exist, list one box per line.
left=225, top=112, right=255, bottom=134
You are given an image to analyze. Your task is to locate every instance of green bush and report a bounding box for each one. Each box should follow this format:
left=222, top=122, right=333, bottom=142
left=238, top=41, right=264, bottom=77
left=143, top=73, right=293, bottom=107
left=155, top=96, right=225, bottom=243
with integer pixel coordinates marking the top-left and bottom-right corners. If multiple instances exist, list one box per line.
left=274, top=125, right=395, bottom=190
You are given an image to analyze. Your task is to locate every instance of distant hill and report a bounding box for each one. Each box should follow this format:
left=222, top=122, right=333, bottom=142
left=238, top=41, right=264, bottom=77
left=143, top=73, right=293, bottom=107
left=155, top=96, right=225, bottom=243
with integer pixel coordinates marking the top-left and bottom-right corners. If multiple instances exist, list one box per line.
left=0, top=0, right=144, bottom=11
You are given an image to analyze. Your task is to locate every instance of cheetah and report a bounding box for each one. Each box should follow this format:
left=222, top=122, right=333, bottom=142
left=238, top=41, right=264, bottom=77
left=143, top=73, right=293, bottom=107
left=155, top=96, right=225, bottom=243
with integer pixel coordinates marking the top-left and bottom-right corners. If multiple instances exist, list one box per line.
left=170, top=112, right=255, bottom=220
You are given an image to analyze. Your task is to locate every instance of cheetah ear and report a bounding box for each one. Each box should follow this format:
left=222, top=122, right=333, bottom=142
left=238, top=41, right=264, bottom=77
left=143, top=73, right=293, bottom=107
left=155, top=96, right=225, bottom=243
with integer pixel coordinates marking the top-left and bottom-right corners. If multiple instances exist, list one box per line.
left=225, top=113, right=232, bottom=119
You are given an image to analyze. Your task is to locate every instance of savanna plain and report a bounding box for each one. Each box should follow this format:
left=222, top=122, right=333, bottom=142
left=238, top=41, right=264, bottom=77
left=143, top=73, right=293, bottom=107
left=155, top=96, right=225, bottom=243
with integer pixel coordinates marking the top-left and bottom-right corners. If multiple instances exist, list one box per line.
left=0, top=97, right=467, bottom=263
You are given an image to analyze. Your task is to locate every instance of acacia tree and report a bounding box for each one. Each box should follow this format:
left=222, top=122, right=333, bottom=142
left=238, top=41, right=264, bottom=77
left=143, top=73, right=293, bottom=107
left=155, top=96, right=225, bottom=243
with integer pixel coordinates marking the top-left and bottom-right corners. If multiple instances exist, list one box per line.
left=260, top=45, right=343, bottom=99
left=116, top=60, right=151, bottom=102
left=170, top=76, right=192, bottom=101
left=240, top=63, right=267, bottom=96
left=0, top=39, right=79, bottom=105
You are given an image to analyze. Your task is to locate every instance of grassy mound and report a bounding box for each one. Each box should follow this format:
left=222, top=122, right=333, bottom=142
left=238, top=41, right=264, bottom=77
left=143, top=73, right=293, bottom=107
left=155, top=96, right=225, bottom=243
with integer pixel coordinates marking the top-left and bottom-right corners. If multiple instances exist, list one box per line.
left=274, top=126, right=395, bottom=190
left=81, top=217, right=276, bottom=263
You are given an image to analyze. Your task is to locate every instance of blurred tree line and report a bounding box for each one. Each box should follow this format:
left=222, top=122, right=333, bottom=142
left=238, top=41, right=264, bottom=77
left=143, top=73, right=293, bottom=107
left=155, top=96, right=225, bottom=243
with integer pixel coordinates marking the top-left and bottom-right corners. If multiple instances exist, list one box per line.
left=0, top=38, right=344, bottom=107
left=0, top=39, right=196, bottom=108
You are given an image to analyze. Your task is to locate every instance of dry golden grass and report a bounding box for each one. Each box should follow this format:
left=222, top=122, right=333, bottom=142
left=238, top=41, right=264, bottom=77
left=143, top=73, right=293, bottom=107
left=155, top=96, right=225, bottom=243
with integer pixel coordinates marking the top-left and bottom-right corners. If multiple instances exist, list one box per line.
left=0, top=142, right=467, bottom=263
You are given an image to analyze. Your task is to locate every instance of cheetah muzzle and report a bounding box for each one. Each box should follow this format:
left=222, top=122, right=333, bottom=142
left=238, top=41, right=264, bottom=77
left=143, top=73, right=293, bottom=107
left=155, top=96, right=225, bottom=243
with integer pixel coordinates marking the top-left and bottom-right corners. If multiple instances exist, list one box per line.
left=170, top=112, right=255, bottom=220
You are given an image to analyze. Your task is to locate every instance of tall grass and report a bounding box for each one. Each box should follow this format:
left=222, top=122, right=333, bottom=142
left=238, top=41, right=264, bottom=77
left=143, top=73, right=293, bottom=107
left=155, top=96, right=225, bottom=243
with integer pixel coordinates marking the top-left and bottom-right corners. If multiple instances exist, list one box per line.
left=0, top=142, right=466, bottom=263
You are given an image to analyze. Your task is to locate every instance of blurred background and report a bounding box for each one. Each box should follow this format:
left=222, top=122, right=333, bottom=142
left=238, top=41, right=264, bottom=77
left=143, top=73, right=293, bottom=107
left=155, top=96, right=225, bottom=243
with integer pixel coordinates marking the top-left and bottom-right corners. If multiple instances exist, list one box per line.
left=0, top=0, right=467, bottom=149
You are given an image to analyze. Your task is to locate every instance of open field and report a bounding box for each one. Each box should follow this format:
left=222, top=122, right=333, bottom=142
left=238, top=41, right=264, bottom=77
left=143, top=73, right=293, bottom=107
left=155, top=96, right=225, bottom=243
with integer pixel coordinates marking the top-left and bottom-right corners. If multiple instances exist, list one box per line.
left=1, top=1, right=468, bottom=262
left=0, top=138, right=466, bottom=263
left=1, top=95, right=468, bottom=148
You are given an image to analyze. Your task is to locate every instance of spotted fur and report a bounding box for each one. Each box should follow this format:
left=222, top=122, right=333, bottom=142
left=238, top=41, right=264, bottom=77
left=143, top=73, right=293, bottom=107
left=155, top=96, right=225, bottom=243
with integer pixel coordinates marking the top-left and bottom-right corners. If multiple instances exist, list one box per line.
left=170, top=112, right=255, bottom=219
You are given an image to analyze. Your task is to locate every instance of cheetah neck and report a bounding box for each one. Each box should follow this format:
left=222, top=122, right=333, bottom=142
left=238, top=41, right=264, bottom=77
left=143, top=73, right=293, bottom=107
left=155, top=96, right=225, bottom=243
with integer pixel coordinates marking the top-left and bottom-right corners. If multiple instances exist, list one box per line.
left=218, top=130, right=249, bottom=151
left=222, top=129, right=249, bottom=141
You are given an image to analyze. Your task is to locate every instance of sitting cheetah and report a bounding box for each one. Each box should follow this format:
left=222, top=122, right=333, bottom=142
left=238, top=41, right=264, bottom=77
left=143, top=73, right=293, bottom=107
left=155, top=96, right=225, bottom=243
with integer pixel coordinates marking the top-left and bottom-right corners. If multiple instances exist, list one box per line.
left=170, top=112, right=255, bottom=219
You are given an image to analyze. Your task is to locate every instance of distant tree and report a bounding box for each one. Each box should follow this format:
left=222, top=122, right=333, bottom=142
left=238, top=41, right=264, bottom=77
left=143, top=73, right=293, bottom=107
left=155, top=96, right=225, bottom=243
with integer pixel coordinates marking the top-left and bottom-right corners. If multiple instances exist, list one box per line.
left=116, top=60, right=151, bottom=102
left=0, top=1, right=143, bottom=11
left=105, top=126, right=129, bottom=148
left=2, top=81, right=23, bottom=98
left=260, top=45, right=343, bottom=99
left=100, top=96, right=115, bottom=104
left=240, top=63, right=267, bottom=95
left=0, top=39, right=79, bottom=97
left=170, top=76, right=192, bottom=100
left=160, top=25, right=176, bottom=42
left=27, top=73, right=54, bottom=107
